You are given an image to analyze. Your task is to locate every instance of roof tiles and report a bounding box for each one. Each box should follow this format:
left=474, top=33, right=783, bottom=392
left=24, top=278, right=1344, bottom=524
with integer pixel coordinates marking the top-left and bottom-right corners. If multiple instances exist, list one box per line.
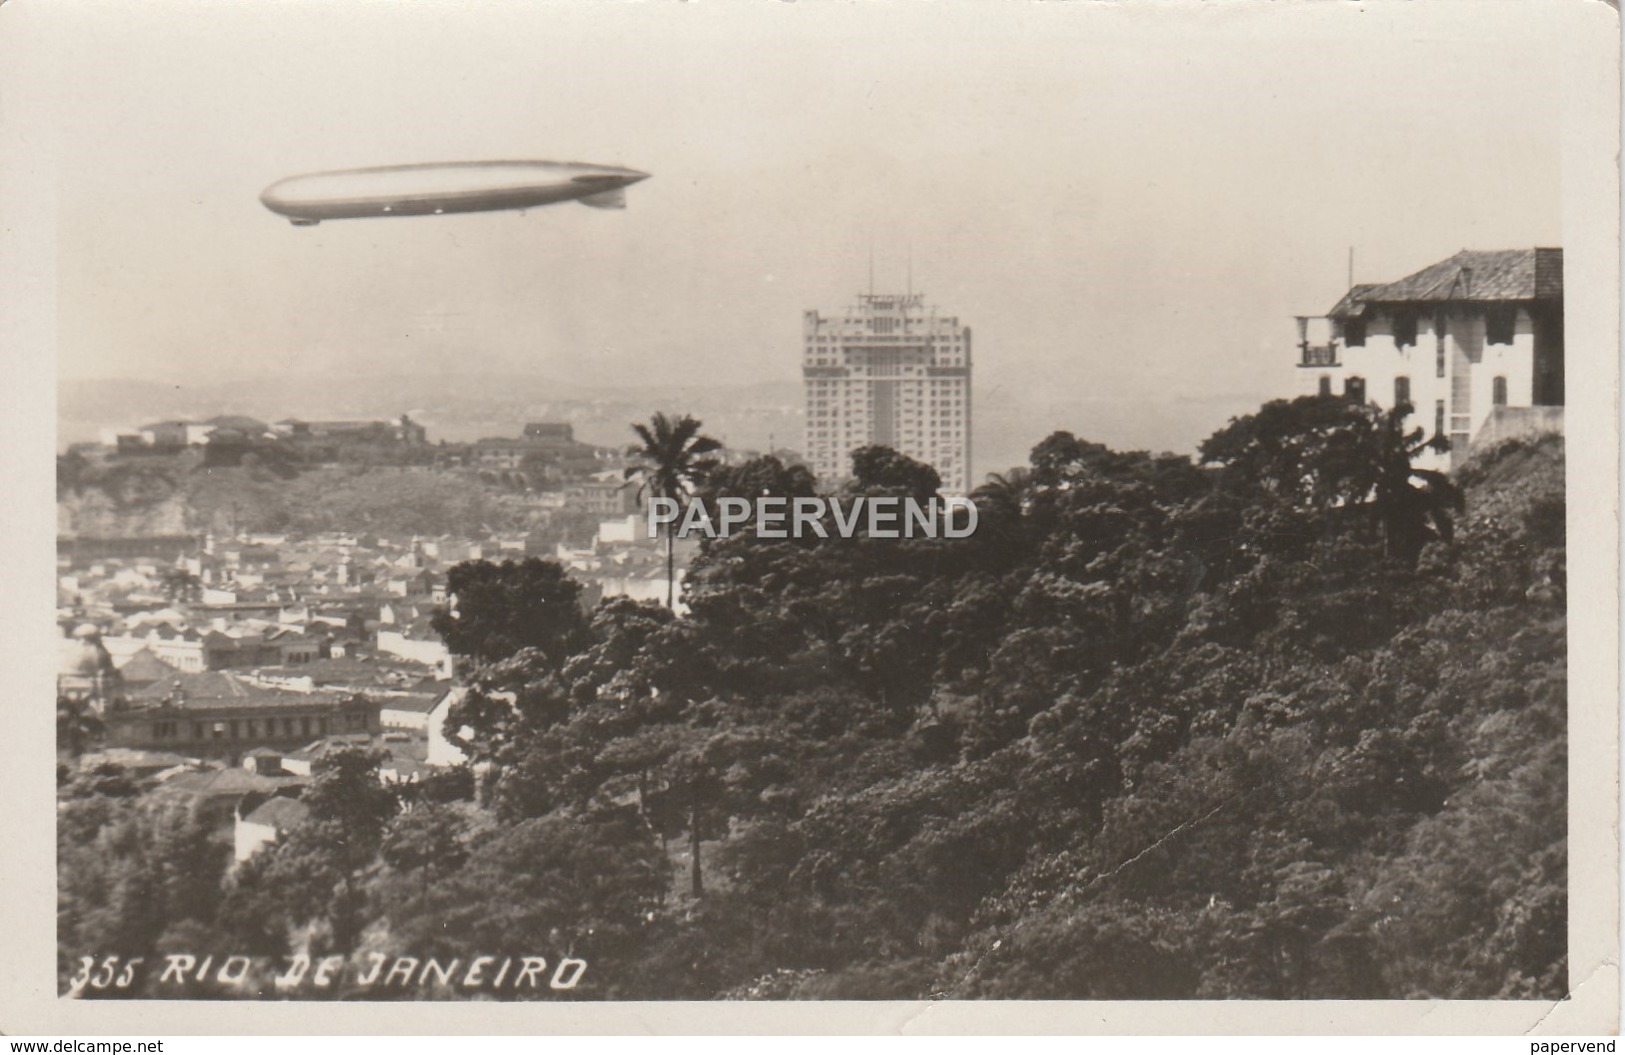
left=128, top=669, right=350, bottom=710
left=1328, top=248, right=1562, bottom=317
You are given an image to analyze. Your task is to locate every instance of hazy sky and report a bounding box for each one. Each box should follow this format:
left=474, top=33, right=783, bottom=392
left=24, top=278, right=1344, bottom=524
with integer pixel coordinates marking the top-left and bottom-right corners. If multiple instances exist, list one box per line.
left=9, top=0, right=1566, bottom=453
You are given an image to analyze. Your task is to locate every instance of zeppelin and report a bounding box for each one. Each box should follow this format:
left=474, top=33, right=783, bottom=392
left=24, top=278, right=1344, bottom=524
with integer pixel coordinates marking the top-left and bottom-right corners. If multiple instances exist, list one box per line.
left=259, top=159, right=651, bottom=226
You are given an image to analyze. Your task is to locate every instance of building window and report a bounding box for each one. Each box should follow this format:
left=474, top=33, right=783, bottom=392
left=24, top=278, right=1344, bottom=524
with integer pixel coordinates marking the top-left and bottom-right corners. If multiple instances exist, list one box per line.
left=1394, top=376, right=1411, bottom=408
left=1345, top=376, right=1366, bottom=404
left=1317, top=376, right=1332, bottom=397
left=1486, top=305, right=1517, bottom=345
left=1493, top=376, right=1508, bottom=406
left=1434, top=311, right=1450, bottom=380
left=1343, top=316, right=1367, bottom=347
left=1393, top=311, right=1419, bottom=349
left=1434, top=399, right=1446, bottom=441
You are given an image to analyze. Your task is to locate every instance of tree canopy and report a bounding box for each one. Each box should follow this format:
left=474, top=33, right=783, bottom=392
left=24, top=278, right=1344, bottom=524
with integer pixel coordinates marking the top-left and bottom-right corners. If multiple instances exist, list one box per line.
left=431, top=558, right=589, bottom=665
left=57, top=405, right=1566, bottom=1002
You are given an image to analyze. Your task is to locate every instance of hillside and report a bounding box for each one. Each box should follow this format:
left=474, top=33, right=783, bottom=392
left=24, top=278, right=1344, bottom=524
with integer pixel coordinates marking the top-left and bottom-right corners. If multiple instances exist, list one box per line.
left=58, top=374, right=804, bottom=462
left=57, top=409, right=1568, bottom=1000
left=57, top=452, right=526, bottom=539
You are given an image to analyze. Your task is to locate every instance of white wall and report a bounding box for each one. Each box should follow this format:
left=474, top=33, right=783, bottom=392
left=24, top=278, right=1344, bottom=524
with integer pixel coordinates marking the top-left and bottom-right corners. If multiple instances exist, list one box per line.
left=596, top=516, right=642, bottom=545
left=101, top=635, right=149, bottom=668
left=597, top=572, right=685, bottom=613
left=1469, top=312, right=1537, bottom=438
left=151, top=638, right=205, bottom=671
left=380, top=705, right=431, bottom=732
left=1294, top=307, right=1540, bottom=472
left=425, top=687, right=471, bottom=767
left=375, top=629, right=451, bottom=676
left=233, top=818, right=279, bottom=862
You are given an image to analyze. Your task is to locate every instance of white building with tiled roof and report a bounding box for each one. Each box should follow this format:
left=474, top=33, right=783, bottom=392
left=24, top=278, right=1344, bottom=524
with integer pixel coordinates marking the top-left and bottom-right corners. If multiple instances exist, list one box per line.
left=1295, top=248, right=1563, bottom=469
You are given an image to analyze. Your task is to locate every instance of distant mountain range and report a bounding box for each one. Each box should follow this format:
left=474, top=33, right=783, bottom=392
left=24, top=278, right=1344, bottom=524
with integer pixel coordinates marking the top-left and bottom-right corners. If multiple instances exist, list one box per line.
left=59, top=373, right=1269, bottom=484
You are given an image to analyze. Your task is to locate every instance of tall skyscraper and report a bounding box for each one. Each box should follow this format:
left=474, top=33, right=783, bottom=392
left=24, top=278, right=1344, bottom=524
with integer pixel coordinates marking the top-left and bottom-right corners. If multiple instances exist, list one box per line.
left=802, top=292, right=972, bottom=494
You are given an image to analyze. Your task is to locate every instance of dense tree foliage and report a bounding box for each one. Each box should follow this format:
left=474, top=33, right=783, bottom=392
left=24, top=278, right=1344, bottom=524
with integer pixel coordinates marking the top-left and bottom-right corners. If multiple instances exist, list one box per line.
left=59, top=773, right=230, bottom=993
left=58, top=397, right=1566, bottom=1001
left=431, top=558, right=589, bottom=665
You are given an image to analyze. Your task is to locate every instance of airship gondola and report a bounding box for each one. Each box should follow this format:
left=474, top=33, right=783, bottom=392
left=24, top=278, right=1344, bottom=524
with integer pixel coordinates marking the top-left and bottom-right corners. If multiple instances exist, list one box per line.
left=260, top=160, right=650, bottom=226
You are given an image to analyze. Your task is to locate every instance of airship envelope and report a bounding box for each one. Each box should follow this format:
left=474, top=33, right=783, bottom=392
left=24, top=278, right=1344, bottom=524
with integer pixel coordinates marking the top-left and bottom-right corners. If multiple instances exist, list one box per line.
left=259, top=160, right=650, bottom=226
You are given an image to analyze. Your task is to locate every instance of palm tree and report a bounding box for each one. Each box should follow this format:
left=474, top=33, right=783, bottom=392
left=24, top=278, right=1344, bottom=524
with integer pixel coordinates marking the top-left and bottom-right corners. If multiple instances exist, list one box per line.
left=969, top=467, right=1034, bottom=563
left=625, top=413, right=722, bottom=608
left=971, top=467, right=1032, bottom=520
left=1371, top=403, right=1464, bottom=564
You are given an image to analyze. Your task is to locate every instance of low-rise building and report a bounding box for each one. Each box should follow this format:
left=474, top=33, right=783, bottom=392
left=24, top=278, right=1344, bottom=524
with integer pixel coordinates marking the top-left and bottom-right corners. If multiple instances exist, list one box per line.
left=153, top=764, right=306, bottom=824
left=1295, top=247, right=1563, bottom=469
left=106, top=669, right=380, bottom=758
left=380, top=693, right=443, bottom=732
left=115, top=648, right=178, bottom=694
left=104, top=624, right=289, bottom=672
left=424, top=686, right=471, bottom=768
left=566, top=473, right=641, bottom=516
left=233, top=794, right=311, bottom=862
left=273, top=415, right=427, bottom=446
left=595, top=568, right=686, bottom=611
left=474, top=423, right=609, bottom=478
left=78, top=747, right=194, bottom=779
left=376, top=619, right=452, bottom=678
left=595, top=515, right=645, bottom=546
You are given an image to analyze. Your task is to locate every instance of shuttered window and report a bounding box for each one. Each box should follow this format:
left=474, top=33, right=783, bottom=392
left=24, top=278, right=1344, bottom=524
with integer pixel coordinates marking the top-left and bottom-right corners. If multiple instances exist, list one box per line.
left=1486, top=306, right=1517, bottom=345
left=1393, top=311, right=1419, bottom=349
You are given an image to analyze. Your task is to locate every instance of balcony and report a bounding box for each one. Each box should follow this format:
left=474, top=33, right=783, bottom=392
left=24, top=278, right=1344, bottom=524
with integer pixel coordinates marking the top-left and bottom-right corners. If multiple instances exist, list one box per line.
left=1295, top=316, right=1340, bottom=367
left=1299, top=342, right=1340, bottom=367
